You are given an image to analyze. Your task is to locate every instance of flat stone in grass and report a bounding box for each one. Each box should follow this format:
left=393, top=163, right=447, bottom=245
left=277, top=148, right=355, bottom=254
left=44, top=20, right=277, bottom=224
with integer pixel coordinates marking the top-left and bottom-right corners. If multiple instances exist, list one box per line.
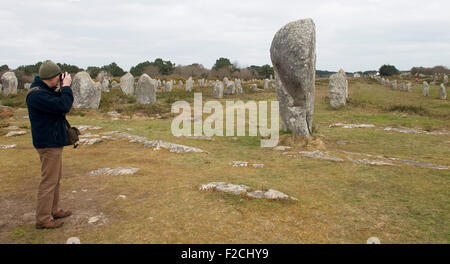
left=200, top=182, right=297, bottom=200
left=329, top=123, right=375, bottom=128
left=90, top=167, right=140, bottom=176
left=88, top=213, right=108, bottom=225
left=0, top=144, right=17, bottom=149
left=230, top=161, right=248, bottom=167
left=273, top=146, right=291, bottom=151
left=66, top=237, right=81, bottom=244
left=346, top=157, right=395, bottom=166
left=78, top=138, right=102, bottom=145
left=215, top=183, right=250, bottom=195
left=296, top=150, right=344, bottom=162
left=5, top=131, right=26, bottom=137
left=5, top=126, right=19, bottom=130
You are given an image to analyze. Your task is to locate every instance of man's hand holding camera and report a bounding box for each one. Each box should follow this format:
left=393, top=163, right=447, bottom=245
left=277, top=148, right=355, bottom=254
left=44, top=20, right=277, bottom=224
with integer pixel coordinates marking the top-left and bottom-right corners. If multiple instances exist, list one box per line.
left=61, top=72, right=72, bottom=87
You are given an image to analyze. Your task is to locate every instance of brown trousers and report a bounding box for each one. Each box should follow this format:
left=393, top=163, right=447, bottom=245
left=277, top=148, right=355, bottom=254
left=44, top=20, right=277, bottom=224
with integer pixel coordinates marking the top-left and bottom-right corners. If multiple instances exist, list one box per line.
left=35, top=147, right=64, bottom=224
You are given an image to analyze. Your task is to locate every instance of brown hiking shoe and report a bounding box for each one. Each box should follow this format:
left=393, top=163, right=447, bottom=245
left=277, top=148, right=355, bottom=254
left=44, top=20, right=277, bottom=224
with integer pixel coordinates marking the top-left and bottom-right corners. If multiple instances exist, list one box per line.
left=36, top=219, right=64, bottom=230
left=53, top=209, right=72, bottom=220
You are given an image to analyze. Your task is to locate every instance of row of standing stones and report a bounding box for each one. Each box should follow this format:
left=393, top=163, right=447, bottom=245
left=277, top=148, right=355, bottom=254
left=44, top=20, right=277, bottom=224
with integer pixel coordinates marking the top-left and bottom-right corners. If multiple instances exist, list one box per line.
left=1, top=18, right=448, bottom=137
left=373, top=75, right=447, bottom=99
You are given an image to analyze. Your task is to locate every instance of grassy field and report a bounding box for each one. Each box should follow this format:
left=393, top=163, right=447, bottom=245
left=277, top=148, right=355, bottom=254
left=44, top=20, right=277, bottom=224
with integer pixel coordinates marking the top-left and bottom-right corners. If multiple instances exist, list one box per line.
left=0, top=77, right=448, bottom=244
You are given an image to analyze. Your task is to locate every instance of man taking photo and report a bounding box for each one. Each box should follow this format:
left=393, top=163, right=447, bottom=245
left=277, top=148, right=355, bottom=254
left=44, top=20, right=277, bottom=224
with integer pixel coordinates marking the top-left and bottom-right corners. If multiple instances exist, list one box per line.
left=26, top=60, right=74, bottom=229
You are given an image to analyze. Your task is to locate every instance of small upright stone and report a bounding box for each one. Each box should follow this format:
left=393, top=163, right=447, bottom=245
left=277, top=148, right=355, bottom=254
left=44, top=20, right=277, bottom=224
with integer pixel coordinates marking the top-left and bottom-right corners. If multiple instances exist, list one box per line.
left=164, top=80, right=173, bottom=92
left=406, top=82, right=412, bottom=92
left=444, top=74, right=448, bottom=84
left=264, top=79, right=269, bottom=89
left=270, top=18, right=316, bottom=137
left=101, top=78, right=110, bottom=92
left=235, top=79, right=243, bottom=94
left=185, top=77, right=194, bottom=92
left=120, top=72, right=134, bottom=95
left=440, top=83, right=447, bottom=99
left=391, top=80, right=397, bottom=90
left=1, top=72, right=18, bottom=96
left=329, top=73, right=346, bottom=109
left=136, top=74, right=156, bottom=105
left=422, top=81, right=429, bottom=96
left=213, top=81, right=224, bottom=98
left=224, top=80, right=235, bottom=95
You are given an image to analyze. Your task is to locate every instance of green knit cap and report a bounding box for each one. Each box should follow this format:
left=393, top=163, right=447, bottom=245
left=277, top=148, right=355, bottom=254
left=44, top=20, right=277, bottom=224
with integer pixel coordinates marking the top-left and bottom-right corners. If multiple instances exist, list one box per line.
left=39, top=60, right=62, bottom=80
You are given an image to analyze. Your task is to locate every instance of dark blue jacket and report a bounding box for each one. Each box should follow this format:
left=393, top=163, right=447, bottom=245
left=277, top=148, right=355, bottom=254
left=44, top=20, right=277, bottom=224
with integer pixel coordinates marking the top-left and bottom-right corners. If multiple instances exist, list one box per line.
left=26, top=76, right=74, bottom=149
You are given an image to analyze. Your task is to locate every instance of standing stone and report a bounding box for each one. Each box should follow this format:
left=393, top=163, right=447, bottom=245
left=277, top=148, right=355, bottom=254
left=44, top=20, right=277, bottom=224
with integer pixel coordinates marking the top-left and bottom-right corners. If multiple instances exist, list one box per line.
left=96, top=71, right=108, bottom=83
left=0, top=84, right=2, bottom=93
left=406, top=82, right=412, bottom=92
left=264, top=79, right=270, bottom=90
left=91, top=82, right=102, bottom=109
left=270, top=18, right=316, bottom=137
left=422, top=81, right=429, bottom=96
left=391, top=80, right=397, bottom=90
left=250, top=84, right=258, bottom=90
left=385, top=79, right=390, bottom=87
left=400, top=82, right=406, bottom=91
left=120, top=73, right=134, bottom=95
left=101, top=78, right=110, bottom=92
left=111, top=80, right=118, bottom=88
left=213, top=81, right=224, bottom=98
left=223, top=77, right=229, bottom=85
left=24, top=83, right=31, bottom=90
left=185, top=77, right=194, bottom=92
left=444, top=74, right=448, bottom=84
left=329, top=73, right=347, bottom=109
left=440, top=83, right=447, bottom=99
left=136, top=74, right=156, bottom=105
left=164, top=80, right=173, bottom=92
left=338, top=69, right=348, bottom=99
left=72, top=71, right=102, bottom=109
left=381, top=78, right=385, bottom=85
left=224, top=80, right=235, bottom=95
left=235, top=79, right=243, bottom=94
left=178, top=80, right=183, bottom=86
left=1, top=72, right=18, bottom=96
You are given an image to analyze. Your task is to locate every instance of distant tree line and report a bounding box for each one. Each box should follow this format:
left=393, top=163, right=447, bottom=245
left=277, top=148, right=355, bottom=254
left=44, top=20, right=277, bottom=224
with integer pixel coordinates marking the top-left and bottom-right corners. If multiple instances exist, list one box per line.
left=410, top=65, right=450, bottom=75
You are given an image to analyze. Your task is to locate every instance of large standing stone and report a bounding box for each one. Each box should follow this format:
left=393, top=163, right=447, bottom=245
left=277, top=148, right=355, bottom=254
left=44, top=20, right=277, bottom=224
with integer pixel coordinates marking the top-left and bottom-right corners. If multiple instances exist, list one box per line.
left=72, top=71, right=102, bottom=109
left=422, top=81, right=429, bottom=96
left=213, top=81, right=224, bottom=98
left=440, top=83, right=447, bottom=99
left=329, top=73, right=346, bottom=109
left=96, top=71, right=108, bottom=83
left=164, top=80, right=173, bottom=92
left=136, top=74, right=157, bottom=105
left=385, top=79, right=390, bottom=87
left=1, top=72, right=18, bottom=96
left=270, top=18, right=316, bottom=137
left=120, top=72, right=134, bottom=95
left=185, top=77, right=194, bottom=92
left=444, top=74, right=448, bottom=84
left=224, top=80, right=235, bottom=95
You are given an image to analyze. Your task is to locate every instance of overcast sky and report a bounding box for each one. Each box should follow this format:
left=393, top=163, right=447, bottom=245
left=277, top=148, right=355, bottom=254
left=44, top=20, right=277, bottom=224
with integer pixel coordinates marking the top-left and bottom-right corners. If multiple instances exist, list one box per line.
left=1, top=0, right=449, bottom=72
